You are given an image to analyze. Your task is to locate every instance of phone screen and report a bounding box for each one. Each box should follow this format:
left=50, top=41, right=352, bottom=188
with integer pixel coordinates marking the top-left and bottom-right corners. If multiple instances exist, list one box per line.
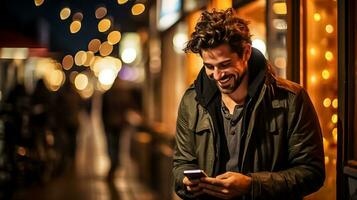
left=183, top=169, right=208, bottom=180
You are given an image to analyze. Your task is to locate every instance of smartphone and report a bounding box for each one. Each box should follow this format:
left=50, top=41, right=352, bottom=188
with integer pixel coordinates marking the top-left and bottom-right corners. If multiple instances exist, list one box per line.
left=183, top=169, right=208, bottom=180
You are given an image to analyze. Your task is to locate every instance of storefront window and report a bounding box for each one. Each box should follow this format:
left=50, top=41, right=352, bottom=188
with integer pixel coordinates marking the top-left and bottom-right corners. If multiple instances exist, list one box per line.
left=303, top=0, right=338, bottom=198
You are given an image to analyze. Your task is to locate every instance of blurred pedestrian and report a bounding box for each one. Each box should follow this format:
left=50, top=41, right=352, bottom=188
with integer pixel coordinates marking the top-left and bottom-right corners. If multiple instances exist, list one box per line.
left=102, top=78, right=131, bottom=180
left=55, top=80, right=82, bottom=174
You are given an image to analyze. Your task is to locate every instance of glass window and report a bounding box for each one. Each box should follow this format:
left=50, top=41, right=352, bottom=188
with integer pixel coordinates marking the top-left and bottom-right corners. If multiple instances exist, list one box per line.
left=303, top=0, right=338, bottom=198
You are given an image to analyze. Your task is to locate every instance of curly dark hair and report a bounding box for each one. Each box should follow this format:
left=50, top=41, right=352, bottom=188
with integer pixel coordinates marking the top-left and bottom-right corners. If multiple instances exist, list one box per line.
left=184, top=8, right=252, bottom=58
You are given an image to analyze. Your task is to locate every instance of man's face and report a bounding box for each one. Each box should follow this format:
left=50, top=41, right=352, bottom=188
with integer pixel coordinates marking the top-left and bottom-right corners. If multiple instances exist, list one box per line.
left=202, top=44, right=251, bottom=94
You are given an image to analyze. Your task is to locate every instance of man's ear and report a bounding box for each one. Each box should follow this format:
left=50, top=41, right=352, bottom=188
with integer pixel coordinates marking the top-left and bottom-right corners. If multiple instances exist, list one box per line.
left=243, top=43, right=252, bottom=62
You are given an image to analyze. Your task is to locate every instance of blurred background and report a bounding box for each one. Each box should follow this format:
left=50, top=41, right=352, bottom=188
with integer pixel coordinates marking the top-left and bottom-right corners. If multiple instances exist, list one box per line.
left=0, top=0, right=355, bottom=200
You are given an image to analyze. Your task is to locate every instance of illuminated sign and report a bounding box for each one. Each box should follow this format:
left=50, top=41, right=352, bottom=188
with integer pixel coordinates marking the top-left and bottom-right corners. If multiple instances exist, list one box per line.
left=157, top=0, right=182, bottom=31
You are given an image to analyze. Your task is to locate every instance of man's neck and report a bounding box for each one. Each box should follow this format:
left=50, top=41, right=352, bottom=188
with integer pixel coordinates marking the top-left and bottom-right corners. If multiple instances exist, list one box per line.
left=221, top=75, right=248, bottom=114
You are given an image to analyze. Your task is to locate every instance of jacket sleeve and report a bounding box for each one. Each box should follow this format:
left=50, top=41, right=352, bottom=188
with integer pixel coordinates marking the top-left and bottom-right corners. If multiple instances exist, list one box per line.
left=248, top=88, right=325, bottom=200
left=173, top=90, right=200, bottom=199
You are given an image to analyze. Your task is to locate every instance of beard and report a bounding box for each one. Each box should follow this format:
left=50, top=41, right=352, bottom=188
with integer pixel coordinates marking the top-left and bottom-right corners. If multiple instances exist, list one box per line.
left=215, top=71, right=247, bottom=94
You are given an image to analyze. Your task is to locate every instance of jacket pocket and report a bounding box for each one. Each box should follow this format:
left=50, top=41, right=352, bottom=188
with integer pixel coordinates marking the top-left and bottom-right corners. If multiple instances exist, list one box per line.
left=195, top=118, right=211, bottom=134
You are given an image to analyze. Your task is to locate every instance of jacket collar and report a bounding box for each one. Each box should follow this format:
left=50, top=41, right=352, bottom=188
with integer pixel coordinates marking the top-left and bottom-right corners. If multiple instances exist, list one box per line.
left=194, top=47, right=267, bottom=107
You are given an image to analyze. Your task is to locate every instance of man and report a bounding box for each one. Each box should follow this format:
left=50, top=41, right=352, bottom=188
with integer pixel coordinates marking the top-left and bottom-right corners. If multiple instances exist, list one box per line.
left=173, top=8, right=325, bottom=200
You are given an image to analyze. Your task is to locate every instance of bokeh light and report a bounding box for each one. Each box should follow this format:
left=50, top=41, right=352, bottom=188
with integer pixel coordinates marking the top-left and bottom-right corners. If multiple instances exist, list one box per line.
left=107, top=31, right=121, bottom=45
left=70, top=21, right=81, bottom=33
left=98, top=18, right=111, bottom=32
left=131, top=3, right=145, bottom=15
left=95, top=6, right=107, bottom=19
left=60, top=7, right=71, bottom=20
left=62, top=55, right=74, bottom=70
left=88, top=39, right=101, bottom=53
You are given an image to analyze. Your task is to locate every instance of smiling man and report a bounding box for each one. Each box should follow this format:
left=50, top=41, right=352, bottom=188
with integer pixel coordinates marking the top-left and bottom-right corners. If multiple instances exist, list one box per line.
left=173, top=8, right=325, bottom=200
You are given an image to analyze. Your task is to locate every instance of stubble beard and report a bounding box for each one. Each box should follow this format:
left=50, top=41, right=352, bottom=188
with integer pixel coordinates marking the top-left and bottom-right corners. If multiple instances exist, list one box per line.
left=217, top=71, right=247, bottom=94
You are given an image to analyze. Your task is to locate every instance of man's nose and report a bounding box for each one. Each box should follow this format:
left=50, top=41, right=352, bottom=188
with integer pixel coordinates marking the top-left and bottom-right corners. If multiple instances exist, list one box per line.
left=213, top=68, right=224, bottom=80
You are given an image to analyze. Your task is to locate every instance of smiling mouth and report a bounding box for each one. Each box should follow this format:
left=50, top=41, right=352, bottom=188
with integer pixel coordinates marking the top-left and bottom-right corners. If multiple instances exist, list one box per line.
left=218, top=75, right=233, bottom=86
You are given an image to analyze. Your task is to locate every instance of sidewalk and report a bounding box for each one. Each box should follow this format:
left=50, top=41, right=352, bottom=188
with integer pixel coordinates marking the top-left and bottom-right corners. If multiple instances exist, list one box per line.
left=12, top=93, right=157, bottom=200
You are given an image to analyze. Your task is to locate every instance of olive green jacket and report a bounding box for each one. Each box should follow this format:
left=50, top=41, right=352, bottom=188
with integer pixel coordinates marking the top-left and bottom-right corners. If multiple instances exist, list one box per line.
left=173, top=49, right=325, bottom=200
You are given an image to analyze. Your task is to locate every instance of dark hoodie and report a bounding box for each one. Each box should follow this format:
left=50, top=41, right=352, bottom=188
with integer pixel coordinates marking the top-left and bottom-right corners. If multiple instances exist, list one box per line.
left=193, top=47, right=268, bottom=177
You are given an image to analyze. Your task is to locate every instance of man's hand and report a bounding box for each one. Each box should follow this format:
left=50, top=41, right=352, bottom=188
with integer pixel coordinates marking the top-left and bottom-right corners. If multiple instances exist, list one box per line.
left=183, top=176, right=204, bottom=197
left=199, top=172, right=252, bottom=199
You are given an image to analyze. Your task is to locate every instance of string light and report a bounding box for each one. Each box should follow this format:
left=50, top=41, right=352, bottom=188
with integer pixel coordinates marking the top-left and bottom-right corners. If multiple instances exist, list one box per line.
left=322, top=69, right=330, bottom=80
left=332, top=128, right=338, bottom=144
left=310, top=47, right=316, bottom=56
left=332, top=98, right=338, bottom=108
left=331, top=114, right=338, bottom=124
left=323, top=98, right=331, bottom=108
left=325, top=24, right=334, bottom=33
left=313, top=13, right=321, bottom=21
left=310, top=75, right=317, bottom=84
left=325, top=51, right=333, bottom=61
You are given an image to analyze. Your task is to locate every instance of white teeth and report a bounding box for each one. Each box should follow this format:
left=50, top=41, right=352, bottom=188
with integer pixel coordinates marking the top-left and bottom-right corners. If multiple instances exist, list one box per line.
left=219, top=76, right=230, bottom=84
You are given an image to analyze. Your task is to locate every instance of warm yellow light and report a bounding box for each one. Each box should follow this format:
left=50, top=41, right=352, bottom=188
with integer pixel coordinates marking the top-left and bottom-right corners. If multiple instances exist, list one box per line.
left=325, top=51, right=333, bottom=61
left=62, top=55, right=74, bottom=70
left=99, top=68, right=117, bottom=86
left=74, top=50, right=87, bottom=66
left=34, top=0, right=44, bottom=6
left=60, top=7, right=71, bottom=20
left=310, top=75, right=317, bottom=84
left=99, top=41, right=113, bottom=56
left=74, top=73, right=88, bottom=90
left=322, top=69, right=330, bottom=80
left=310, top=48, right=316, bottom=56
left=107, top=31, right=121, bottom=45
left=84, top=51, right=95, bottom=67
left=331, top=114, right=338, bottom=124
left=314, top=13, right=321, bottom=21
left=95, top=7, right=107, bottom=19
left=332, top=98, right=338, bottom=108
left=70, top=21, right=81, bottom=33
left=72, top=12, right=84, bottom=22
left=323, top=98, right=331, bottom=108
left=272, top=2, right=287, bottom=15
left=98, top=18, right=111, bottom=32
left=131, top=3, right=145, bottom=15
left=325, top=156, right=329, bottom=165
left=88, top=39, right=101, bottom=53
left=121, top=48, right=137, bottom=64
left=117, top=0, right=128, bottom=5
left=50, top=69, right=65, bottom=87
left=325, top=24, right=334, bottom=33
left=332, top=128, right=338, bottom=144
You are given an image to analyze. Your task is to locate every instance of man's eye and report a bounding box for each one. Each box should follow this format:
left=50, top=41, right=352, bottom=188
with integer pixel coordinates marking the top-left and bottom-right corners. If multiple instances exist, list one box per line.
left=221, top=63, right=231, bottom=68
left=204, top=65, right=214, bottom=70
